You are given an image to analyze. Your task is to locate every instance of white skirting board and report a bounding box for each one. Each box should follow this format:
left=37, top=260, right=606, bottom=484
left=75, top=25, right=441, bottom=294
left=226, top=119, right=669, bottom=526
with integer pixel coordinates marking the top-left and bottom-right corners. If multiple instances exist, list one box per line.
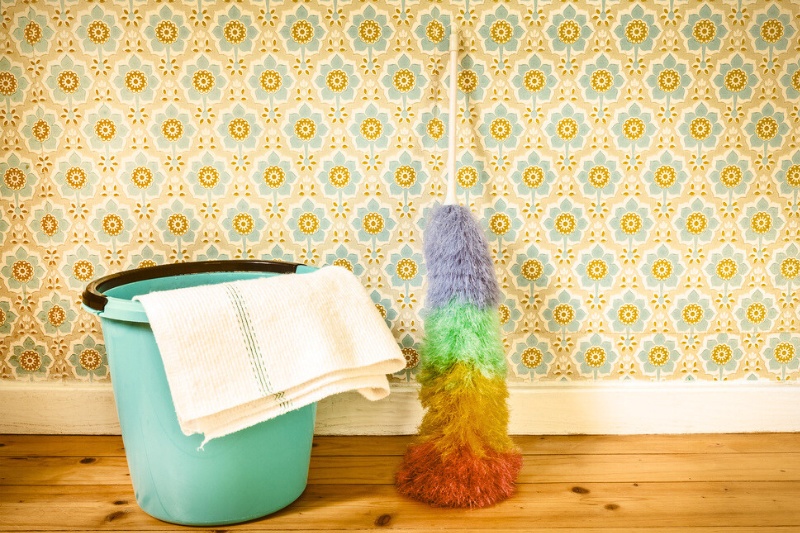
left=1, top=382, right=799, bottom=435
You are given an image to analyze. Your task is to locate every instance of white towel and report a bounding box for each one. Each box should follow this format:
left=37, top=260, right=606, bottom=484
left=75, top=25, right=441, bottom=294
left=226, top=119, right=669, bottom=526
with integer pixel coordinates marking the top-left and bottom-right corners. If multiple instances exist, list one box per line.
left=135, top=265, right=406, bottom=444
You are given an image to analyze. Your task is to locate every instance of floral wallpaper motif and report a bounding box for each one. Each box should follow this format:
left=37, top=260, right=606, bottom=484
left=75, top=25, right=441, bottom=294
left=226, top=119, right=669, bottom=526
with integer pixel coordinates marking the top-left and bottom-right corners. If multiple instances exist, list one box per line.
left=1, top=0, right=799, bottom=384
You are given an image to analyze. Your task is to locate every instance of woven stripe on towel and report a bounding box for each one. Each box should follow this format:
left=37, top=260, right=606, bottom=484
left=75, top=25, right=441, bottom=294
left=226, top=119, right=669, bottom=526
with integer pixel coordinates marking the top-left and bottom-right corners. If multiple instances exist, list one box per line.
left=135, top=266, right=405, bottom=443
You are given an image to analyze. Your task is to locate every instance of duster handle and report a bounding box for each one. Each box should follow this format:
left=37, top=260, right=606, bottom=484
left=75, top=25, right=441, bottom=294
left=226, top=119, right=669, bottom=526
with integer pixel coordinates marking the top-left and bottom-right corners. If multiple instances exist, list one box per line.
left=443, top=28, right=458, bottom=206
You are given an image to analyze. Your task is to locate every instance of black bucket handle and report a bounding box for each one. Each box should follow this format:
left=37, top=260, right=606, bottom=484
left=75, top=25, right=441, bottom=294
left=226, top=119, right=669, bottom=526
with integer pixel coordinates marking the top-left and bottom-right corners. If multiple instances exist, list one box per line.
left=82, top=260, right=301, bottom=313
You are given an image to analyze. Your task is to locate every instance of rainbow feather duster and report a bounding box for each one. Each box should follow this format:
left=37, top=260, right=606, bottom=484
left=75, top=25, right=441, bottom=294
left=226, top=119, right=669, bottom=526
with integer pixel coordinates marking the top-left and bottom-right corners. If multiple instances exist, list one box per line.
left=395, top=204, right=523, bottom=508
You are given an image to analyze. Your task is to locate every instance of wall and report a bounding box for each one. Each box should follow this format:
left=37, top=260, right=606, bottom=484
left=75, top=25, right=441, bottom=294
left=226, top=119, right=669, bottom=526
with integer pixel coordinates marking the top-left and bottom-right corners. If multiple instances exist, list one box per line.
left=1, top=0, right=799, bottom=390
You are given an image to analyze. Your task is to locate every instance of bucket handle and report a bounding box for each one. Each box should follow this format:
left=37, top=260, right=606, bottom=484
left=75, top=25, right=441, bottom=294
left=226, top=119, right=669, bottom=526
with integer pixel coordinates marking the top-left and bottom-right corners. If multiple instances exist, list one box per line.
left=82, top=260, right=301, bottom=313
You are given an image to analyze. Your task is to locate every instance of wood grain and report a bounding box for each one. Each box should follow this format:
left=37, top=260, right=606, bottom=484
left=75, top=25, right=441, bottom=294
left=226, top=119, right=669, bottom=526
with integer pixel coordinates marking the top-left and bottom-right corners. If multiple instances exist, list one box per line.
left=1, top=483, right=798, bottom=530
left=1, top=434, right=798, bottom=531
left=3, top=452, right=799, bottom=486
left=2, top=433, right=798, bottom=457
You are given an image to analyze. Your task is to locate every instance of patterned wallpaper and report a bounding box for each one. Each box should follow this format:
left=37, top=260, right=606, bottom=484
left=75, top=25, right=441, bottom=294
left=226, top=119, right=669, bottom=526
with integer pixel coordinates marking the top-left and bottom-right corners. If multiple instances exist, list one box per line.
left=1, top=0, right=799, bottom=385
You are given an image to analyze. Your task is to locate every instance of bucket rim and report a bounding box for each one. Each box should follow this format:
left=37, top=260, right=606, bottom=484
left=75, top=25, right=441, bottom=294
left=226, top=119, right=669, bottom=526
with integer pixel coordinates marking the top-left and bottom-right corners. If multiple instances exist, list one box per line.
left=82, top=260, right=302, bottom=313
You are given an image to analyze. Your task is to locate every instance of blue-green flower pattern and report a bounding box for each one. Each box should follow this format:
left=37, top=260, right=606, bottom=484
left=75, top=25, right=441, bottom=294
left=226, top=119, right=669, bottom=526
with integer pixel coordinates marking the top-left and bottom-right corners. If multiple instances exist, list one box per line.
left=2, top=247, right=44, bottom=300
left=181, top=56, right=225, bottom=106
left=736, top=290, right=778, bottom=333
left=642, top=244, right=685, bottom=295
left=576, top=333, right=617, bottom=379
left=280, top=6, right=325, bottom=70
left=156, top=201, right=200, bottom=259
left=416, top=110, right=448, bottom=150
left=29, top=203, right=68, bottom=244
left=515, top=151, right=556, bottom=210
left=348, top=6, right=393, bottom=70
left=769, top=244, right=799, bottom=305
left=578, top=244, right=620, bottom=303
left=777, top=153, right=800, bottom=211
left=354, top=199, right=396, bottom=257
left=61, top=245, right=106, bottom=290
left=395, top=334, right=421, bottom=382
left=37, top=294, right=77, bottom=335
left=1, top=154, right=36, bottom=209
left=415, top=8, right=451, bottom=53
left=511, top=246, right=555, bottom=302
left=370, top=289, right=398, bottom=329
left=700, top=333, right=743, bottom=380
left=682, top=5, right=727, bottom=68
left=13, top=9, right=53, bottom=54
left=545, top=104, right=590, bottom=168
left=711, top=152, right=752, bottom=207
left=479, top=104, right=522, bottom=168
left=458, top=55, right=489, bottom=119
left=638, top=334, right=680, bottom=381
left=579, top=152, right=622, bottom=211
left=254, top=153, right=293, bottom=211
left=645, top=152, right=688, bottom=210
left=544, top=198, right=588, bottom=260
left=349, top=104, right=394, bottom=168
left=679, top=105, right=723, bottom=167
left=91, top=200, right=133, bottom=255
left=84, top=105, right=129, bottom=154
left=671, top=290, right=714, bottom=340
left=749, top=5, right=795, bottom=69
left=0, top=300, right=16, bottom=335
left=387, top=244, right=426, bottom=302
left=224, top=199, right=266, bottom=259
left=544, top=290, right=587, bottom=348
left=10, top=336, right=51, bottom=380
left=320, top=152, right=358, bottom=212
left=479, top=5, right=523, bottom=70
left=781, top=61, right=800, bottom=102
left=326, top=244, right=365, bottom=277
left=610, top=198, right=654, bottom=254
left=739, top=198, right=784, bottom=253
left=290, top=199, right=330, bottom=260
left=514, top=55, right=557, bottom=119
left=612, top=104, right=656, bottom=165
left=456, top=152, right=489, bottom=205
left=68, top=336, right=108, bottom=381
left=744, top=104, right=789, bottom=167
left=387, top=151, right=426, bottom=212
left=248, top=57, right=292, bottom=118
left=609, top=290, right=651, bottom=334
left=122, top=152, right=163, bottom=205
left=315, top=55, right=359, bottom=115
left=580, top=55, right=623, bottom=118
left=705, top=244, right=749, bottom=300
left=212, top=6, right=257, bottom=69
left=382, top=54, right=426, bottom=117
left=284, top=104, right=328, bottom=167
left=77, top=6, right=121, bottom=66
left=763, top=333, right=799, bottom=381
left=615, top=5, right=660, bottom=69
left=48, top=56, right=89, bottom=105
left=511, top=335, right=554, bottom=380
left=646, top=54, right=691, bottom=118
left=547, top=5, right=590, bottom=70
left=676, top=198, right=719, bottom=250
left=714, top=55, right=756, bottom=118
left=484, top=199, right=522, bottom=258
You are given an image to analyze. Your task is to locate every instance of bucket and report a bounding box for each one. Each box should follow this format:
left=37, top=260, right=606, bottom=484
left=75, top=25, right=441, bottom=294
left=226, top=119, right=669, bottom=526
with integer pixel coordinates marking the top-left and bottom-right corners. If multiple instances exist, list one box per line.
left=81, top=260, right=318, bottom=526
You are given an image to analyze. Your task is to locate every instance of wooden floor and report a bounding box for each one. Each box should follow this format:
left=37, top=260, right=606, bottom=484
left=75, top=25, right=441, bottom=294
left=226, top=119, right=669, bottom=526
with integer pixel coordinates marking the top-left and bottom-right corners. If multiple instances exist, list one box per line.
left=1, top=434, right=799, bottom=532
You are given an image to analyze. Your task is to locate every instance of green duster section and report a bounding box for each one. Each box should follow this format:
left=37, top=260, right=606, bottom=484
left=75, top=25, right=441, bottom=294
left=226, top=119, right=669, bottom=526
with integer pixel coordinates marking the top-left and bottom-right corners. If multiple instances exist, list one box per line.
left=420, top=300, right=506, bottom=378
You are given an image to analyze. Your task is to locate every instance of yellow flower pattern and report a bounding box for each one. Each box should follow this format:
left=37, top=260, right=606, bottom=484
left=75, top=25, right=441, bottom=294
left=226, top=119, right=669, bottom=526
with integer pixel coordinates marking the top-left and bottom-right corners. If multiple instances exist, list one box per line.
left=0, top=0, right=798, bottom=384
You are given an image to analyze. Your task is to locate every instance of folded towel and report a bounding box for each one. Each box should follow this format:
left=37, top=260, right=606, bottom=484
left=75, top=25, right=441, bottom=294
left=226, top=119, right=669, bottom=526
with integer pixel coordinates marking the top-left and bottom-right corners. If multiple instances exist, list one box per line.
left=135, top=265, right=406, bottom=444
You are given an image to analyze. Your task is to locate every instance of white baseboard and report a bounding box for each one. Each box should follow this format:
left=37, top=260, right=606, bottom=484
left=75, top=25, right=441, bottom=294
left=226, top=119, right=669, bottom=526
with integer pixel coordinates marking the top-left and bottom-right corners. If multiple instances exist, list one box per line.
left=1, top=382, right=799, bottom=435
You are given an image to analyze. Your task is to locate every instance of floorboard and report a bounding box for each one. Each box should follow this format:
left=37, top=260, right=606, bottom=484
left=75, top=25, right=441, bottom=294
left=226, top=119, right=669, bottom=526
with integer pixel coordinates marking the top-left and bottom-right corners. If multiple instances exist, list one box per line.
left=0, top=434, right=798, bottom=531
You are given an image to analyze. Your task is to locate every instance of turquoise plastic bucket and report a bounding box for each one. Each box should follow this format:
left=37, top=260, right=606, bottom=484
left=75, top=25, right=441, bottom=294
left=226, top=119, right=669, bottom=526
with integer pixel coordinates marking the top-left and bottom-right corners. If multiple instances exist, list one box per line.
left=82, top=260, right=318, bottom=526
